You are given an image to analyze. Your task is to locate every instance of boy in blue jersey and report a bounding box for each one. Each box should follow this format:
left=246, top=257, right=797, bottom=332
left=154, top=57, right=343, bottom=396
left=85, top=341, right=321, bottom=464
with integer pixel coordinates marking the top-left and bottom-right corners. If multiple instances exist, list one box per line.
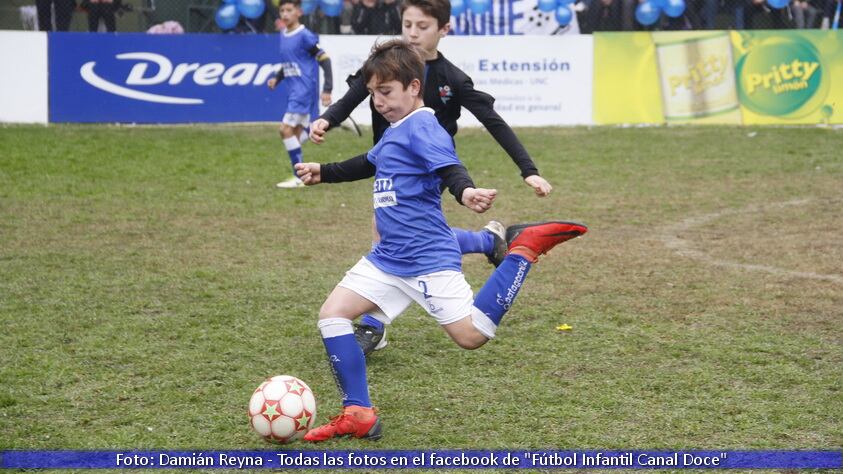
left=294, top=40, right=587, bottom=441
left=267, top=0, right=333, bottom=189
left=310, top=0, right=555, bottom=353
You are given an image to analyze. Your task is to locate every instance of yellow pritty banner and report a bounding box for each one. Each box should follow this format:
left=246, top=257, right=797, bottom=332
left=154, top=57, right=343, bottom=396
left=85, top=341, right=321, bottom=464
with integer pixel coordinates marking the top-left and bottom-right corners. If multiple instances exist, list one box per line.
left=594, top=30, right=842, bottom=125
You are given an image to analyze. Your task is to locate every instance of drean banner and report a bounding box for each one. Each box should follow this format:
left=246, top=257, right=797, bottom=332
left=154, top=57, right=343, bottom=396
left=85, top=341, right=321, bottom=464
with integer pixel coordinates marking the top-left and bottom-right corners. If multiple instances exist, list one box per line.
left=45, top=33, right=593, bottom=126
left=593, top=30, right=843, bottom=125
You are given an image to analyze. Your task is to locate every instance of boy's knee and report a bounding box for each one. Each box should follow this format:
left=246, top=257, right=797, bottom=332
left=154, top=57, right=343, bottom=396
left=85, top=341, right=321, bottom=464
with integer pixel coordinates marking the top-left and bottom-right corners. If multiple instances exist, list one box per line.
left=279, top=124, right=293, bottom=138
left=453, top=330, right=489, bottom=350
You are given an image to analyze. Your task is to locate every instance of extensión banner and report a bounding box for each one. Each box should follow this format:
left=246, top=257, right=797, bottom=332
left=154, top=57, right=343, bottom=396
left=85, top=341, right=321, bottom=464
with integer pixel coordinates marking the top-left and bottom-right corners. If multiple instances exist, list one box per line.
left=593, top=30, right=843, bottom=125
left=49, top=33, right=318, bottom=123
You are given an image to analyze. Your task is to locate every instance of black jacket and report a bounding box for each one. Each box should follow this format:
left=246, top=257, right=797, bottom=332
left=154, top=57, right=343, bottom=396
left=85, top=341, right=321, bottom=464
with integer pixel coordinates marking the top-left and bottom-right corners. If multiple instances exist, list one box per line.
left=320, top=52, right=539, bottom=178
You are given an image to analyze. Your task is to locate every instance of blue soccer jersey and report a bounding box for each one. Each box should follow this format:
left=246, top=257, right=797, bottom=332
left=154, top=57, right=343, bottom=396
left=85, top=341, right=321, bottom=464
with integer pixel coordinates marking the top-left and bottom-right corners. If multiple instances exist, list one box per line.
left=278, top=25, right=322, bottom=116
left=365, top=108, right=464, bottom=277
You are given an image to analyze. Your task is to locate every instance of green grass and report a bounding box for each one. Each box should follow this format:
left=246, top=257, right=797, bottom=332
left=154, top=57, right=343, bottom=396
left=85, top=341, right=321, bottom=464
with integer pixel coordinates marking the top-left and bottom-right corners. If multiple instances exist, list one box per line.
left=1, top=124, right=841, bottom=455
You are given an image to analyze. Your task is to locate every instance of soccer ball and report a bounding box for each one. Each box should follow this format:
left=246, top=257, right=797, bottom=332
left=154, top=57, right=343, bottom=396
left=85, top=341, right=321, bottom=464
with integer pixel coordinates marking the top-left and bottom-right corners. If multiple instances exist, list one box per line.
left=248, top=375, right=317, bottom=443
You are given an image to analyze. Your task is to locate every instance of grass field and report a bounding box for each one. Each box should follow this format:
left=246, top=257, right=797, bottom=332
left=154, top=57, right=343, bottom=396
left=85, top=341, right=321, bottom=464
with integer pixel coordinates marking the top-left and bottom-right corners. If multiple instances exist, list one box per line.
left=1, top=124, right=841, bottom=456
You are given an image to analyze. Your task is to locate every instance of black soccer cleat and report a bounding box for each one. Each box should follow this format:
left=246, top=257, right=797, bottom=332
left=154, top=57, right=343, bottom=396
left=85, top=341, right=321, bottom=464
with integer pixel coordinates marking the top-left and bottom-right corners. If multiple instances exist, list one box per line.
left=482, top=220, right=507, bottom=267
left=354, top=323, right=387, bottom=356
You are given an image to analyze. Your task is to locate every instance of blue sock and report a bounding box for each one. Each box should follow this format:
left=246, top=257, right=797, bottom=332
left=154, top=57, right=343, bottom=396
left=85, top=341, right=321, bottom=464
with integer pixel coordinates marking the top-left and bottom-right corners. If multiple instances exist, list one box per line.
left=472, top=254, right=532, bottom=326
left=453, top=228, right=494, bottom=255
left=283, top=136, right=302, bottom=175
left=360, top=314, right=384, bottom=331
left=318, top=318, right=371, bottom=408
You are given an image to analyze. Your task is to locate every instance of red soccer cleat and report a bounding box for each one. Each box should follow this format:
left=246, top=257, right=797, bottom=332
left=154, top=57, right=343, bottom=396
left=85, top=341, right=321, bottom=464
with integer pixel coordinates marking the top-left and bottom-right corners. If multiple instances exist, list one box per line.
left=506, top=221, right=588, bottom=262
left=303, top=405, right=382, bottom=442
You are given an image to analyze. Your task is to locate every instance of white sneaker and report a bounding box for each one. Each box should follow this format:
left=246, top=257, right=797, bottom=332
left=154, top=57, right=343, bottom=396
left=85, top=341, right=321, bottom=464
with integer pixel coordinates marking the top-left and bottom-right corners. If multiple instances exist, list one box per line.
left=276, top=177, right=304, bottom=188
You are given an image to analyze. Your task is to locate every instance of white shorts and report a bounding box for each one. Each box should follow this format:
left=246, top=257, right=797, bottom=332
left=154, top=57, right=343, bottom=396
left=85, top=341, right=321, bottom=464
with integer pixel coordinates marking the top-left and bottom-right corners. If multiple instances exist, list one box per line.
left=338, top=257, right=475, bottom=327
left=282, top=112, right=310, bottom=128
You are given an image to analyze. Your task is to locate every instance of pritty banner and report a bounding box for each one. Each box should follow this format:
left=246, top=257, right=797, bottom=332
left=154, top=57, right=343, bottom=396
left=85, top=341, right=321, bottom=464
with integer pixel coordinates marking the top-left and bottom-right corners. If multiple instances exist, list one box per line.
left=593, top=30, right=843, bottom=125
left=1, top=450, right=840, bottom=469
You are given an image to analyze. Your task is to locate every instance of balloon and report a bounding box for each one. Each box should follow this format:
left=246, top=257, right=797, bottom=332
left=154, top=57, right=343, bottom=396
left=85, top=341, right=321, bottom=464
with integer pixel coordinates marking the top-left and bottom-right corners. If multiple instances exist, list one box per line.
left=223, top=0, right=237, bottom=4
left=650, top=0, right=667, bottom=8
left=538, top=0, right=557, bottom=12
left=302, top=0, right=317, bottom=13
left=558, top=0, right=576, bottom=5
left=467, top=0, right=491, bottom=14
left=237, top=0, right=266, bottom=18
left=766, top=0, right=789, bottom=8
left=319, top=0, right=342, bottom=16
left=555, top=4, right=573, bottom=25
left=663, top=0, right=685, bottom=16
left=451, top=0, right=467, bottom=15
left=635, top=1, right=661, bottom=25
left=215, top=4, right=240, bottom=29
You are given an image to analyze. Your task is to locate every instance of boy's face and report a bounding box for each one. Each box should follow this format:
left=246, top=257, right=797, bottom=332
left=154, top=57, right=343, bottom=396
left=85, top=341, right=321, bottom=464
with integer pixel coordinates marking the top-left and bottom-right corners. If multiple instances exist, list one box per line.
left=366, top=76, right=422, bottom=123
left=279, top=3, right=302, bottom=27
left=402, top=6, right=450, bottom=61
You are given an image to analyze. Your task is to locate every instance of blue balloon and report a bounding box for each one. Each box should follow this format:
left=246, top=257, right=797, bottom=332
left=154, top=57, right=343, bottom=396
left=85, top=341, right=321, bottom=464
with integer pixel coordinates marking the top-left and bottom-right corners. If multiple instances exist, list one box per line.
left=468, top=0, right=491, bottom=14
left=302, top=0, right=317, bottom=14
left=650, top=0, right=667, bottom=8
left=663, top=0, right=685, bottom=16
left=558, top=0, right=576, bottom=5
left=538, top=0, right=557, bottom=12
left=215, top=4, right=240, bottom=29
left=237, top=0, right=265, bottom=18
left=222, top=0, right=237, bottom=4
left=555, top=4, right=573, bottom=25
left=766, top=0, right=788, bottom=8
left=319, top=0, right=342, bottom=16
left=451, top=0, right=467, bottom=15
left=635, top=1, right=660, bottom=25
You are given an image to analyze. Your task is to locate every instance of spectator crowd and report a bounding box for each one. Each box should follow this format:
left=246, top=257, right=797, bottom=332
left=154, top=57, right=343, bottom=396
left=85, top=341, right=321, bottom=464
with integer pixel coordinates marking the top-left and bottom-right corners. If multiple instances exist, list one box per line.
left=32, top=0, right=842, bottom=33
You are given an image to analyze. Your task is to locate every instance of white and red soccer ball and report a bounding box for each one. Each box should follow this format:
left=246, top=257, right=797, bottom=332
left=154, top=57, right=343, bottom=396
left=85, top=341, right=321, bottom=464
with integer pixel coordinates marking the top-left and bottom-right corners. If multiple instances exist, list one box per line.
left=248, top=375, right=316, bottom=443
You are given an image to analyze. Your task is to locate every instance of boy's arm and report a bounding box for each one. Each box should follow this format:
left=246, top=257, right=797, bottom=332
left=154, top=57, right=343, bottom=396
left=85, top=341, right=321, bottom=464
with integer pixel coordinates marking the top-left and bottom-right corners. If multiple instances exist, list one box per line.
left=307, top=45, right=333, bottom=95
left=321, top=153, right=376, bottom=183
left=437, top=164, right=496, bottom=213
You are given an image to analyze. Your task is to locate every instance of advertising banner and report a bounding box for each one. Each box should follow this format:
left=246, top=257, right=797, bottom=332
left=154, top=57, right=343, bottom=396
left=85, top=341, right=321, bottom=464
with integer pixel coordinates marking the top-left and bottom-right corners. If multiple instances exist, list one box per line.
left=49, top=32, right=316, bottom=123
left=0, top=31, right=48, bottom=124
left=732, top=30, right=841, bottom=125
left=439, top=35, right=593, bottom=126
left=323, top=35, right=594, bottom=127
left=48, top=33, right=591, bottom=126
left=593, top=30, right=842, bottom=125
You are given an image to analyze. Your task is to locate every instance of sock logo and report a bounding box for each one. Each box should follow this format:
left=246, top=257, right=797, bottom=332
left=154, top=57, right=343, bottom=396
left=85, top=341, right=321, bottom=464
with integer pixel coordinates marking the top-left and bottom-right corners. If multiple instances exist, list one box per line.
left=495, top=259, right=529, bottom=310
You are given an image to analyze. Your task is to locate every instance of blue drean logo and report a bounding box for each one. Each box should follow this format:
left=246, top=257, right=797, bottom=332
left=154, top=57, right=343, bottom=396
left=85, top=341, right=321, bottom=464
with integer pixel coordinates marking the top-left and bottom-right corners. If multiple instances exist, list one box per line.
left=49, top=33, right=318, bottom=123
left=81, top=53, right=204, bottom=104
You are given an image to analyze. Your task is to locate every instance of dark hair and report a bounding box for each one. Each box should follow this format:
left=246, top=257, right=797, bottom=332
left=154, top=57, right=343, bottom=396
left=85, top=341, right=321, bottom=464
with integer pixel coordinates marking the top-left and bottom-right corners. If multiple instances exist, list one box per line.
left=400, top=0, right=451, bottom=29
left=362, top=40, right=425, bottom=91
left=279, top=0, right=301, bottom=7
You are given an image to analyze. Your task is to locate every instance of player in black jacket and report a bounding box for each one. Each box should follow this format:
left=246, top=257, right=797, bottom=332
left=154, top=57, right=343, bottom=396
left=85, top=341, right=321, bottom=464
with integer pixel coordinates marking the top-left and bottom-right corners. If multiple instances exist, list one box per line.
left=309, top=0, right=554, bottom=355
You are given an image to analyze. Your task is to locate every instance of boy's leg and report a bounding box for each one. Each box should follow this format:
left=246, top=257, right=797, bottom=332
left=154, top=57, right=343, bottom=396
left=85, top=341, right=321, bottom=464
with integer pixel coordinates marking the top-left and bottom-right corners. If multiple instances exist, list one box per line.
left=442, top=221, right=588, bottom=347
left=306, top=287, right=381, bottom=442
left=307, top=258, right=413, bottom=442
left=277, top=118, right=305, bottom=188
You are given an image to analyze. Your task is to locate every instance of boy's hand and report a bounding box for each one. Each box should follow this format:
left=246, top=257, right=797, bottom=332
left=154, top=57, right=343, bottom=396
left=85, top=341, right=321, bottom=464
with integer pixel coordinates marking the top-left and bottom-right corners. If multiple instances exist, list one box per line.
left=462, top=188, right=497, bottom=213
left=267, top=78, right=278, bottom=90
left=295, top=163, right=322, bottom=185
left=524, top=175, right=552, bottom=197
left=309, top=118, right=330, bottom=144
left=321, top=92, right=332, bottom=107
